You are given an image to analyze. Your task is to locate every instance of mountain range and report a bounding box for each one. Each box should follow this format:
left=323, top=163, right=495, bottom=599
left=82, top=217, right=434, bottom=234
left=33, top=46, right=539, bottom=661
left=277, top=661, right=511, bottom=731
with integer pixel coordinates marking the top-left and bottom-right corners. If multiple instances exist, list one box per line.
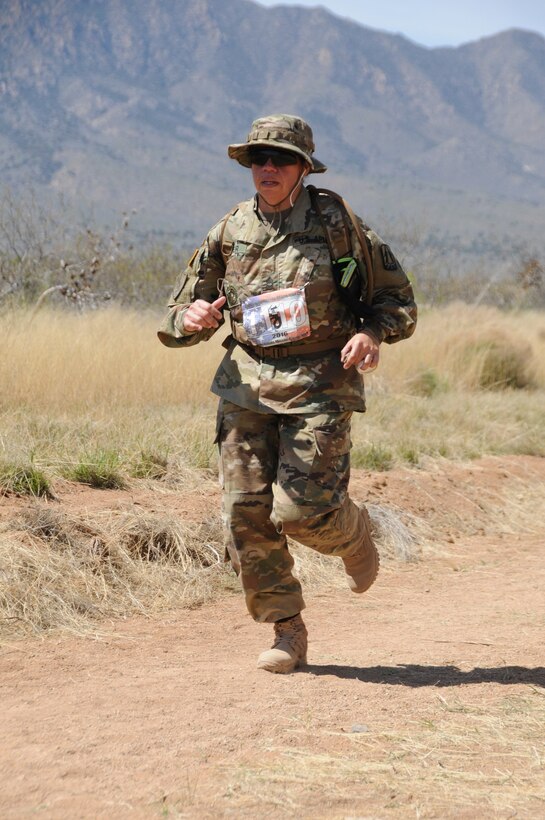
left=1, top=0, right=544, bottom=268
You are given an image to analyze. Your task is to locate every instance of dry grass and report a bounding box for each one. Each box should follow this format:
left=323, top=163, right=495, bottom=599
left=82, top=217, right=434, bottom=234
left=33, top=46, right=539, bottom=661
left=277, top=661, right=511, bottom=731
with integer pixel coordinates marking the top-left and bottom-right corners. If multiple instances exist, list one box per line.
left=0, top=306, right=221, bottom=411
left=367, top=503, right=424, bottom=561
left=0, top=497, right=423, bottom=638
left=352, top=388, right=545, bottom=464
left=3, top=465, right=544, bottom=639
left=1, top=304, right=544, bottom=638
left=0, top=505, right=238, bottom=637
left=1, top=305, right=544, bottom=484
left=1, top=304, right=545, bottom=412
left=289, top=503, right=422, bottom=590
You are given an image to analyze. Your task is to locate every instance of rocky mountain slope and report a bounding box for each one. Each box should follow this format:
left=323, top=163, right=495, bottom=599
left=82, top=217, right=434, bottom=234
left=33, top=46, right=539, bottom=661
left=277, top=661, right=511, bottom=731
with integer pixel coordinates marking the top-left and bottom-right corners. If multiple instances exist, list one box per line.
left=1, top=0, right=544, bottom=256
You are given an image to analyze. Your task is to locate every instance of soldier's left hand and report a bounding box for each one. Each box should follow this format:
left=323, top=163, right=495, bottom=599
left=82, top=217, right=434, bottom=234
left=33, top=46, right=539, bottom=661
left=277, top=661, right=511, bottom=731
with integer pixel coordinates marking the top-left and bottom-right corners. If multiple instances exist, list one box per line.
left=340, top=332, right=380, bottom=371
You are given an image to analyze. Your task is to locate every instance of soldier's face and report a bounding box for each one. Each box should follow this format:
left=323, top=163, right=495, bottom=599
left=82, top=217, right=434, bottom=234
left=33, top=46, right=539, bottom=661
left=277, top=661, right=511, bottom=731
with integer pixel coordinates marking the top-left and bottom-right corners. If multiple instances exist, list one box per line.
left=251, top=152, right=307, bottom=209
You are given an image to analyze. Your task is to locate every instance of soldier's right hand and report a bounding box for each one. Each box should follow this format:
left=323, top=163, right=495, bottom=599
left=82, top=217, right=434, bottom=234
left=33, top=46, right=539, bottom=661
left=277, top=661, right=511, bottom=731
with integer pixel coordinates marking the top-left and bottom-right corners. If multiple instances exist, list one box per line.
left=182, top=296, right=226, bottom=332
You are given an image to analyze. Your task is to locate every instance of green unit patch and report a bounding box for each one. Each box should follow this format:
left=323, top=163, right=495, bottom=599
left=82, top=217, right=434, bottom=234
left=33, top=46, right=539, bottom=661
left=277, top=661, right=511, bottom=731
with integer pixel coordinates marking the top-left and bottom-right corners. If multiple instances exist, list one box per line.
left=338, top=257, right=358, bottom=288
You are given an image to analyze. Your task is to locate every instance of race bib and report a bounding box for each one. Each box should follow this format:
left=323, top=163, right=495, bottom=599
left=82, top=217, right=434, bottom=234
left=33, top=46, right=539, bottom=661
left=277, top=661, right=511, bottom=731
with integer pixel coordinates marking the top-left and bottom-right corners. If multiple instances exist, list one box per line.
left=242, top=287, right=311, bottom=347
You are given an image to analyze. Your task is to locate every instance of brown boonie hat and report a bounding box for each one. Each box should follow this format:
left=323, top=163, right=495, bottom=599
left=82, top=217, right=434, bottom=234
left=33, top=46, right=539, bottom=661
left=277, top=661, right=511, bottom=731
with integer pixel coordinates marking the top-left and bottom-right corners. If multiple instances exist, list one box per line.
left=228, top=114, right=327, bottom=174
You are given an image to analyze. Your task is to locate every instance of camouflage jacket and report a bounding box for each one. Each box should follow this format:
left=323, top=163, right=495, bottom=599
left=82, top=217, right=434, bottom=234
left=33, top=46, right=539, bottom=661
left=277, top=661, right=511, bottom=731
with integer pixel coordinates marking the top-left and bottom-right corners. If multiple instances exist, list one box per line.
left=158, top=186, right=416, bottom=414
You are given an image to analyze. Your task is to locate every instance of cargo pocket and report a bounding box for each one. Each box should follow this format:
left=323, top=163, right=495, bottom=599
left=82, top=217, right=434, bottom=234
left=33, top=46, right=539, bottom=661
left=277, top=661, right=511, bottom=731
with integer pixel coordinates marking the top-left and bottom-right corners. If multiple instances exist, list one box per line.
left=216, top=402, right=278, bottom=496
left=303, top=421, right=352, bottom=506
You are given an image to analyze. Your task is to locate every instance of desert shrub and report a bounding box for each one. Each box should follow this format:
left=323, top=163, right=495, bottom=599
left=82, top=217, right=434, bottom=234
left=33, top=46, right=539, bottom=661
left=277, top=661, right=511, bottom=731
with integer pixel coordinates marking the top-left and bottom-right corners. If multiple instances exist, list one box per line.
left=66, top=450, right=126, bottom=489
left=352, top=443, right=394, bottom=471
left=450, top=332, right=533, bottom=391
left=405, top=368, right=448, bottom=396
left=0, top=462, right=53, bottom=497
left=378, top=303, right=543, bottom=394
left=410, top=253, right=545, bottom=310
left=130, top=449, right=169, bottom=479
left=0, top=187, right=190, bottom=310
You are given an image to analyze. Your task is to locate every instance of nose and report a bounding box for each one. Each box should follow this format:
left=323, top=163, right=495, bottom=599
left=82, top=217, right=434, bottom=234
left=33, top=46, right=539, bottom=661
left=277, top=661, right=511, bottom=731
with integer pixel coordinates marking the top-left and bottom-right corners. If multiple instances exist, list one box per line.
left=262, top=158, right=278, bottom=171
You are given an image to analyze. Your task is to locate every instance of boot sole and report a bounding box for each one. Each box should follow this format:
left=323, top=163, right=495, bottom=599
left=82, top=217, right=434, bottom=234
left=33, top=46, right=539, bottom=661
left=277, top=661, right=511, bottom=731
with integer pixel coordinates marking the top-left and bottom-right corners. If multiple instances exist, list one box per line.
left=256, top=654, right=307, bottom=674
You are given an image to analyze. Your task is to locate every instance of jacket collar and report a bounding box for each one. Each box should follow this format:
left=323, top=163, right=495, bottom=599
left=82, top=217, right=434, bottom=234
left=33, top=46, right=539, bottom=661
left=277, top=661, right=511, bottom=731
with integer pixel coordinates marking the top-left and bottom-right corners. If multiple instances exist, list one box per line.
left=251, top=185, right=312, bottom=239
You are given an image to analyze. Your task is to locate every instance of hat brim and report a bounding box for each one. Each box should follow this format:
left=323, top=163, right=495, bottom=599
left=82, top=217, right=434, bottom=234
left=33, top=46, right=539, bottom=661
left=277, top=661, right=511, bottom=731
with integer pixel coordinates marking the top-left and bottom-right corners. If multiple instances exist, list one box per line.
left=228, top=140, right=327, bottom=174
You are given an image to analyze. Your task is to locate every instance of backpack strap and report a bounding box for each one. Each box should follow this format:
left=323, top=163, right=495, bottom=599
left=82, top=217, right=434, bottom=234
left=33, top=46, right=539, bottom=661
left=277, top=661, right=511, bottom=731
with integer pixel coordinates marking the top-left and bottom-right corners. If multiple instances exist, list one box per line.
left=307, top=185, right=352, bottom=261
left=307, top=185, right=374, bottom=307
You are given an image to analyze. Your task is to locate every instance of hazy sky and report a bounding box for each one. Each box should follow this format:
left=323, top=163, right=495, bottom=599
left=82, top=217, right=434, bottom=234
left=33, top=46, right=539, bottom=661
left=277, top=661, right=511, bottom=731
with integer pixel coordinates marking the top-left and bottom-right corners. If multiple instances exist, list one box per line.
left=256, top=0, right=545, bottom=47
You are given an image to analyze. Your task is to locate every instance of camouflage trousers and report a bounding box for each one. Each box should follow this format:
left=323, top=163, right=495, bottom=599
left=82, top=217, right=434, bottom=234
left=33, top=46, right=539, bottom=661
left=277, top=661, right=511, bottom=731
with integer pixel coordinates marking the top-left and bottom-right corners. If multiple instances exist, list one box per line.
left=216, top=399, right=371, bottom=623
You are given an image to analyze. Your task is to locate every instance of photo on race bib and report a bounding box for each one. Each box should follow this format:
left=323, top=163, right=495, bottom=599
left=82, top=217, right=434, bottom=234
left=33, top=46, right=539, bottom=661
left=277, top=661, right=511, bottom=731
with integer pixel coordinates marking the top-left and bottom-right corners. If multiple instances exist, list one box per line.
left=242, top=287, right=311, bottom=347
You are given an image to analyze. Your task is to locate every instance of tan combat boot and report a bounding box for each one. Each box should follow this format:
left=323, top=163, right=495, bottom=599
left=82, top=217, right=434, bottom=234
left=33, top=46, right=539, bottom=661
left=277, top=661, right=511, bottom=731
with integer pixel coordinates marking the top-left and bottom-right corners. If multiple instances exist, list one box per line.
left=342, top=505, right=380, bottom=593
left=257, top=613, right=308, bottom=673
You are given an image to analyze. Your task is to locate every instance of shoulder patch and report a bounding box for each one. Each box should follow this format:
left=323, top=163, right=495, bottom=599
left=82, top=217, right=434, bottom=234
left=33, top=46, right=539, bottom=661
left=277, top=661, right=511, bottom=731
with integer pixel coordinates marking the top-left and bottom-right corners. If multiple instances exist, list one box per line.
left=380, top=244, right=398, bottom=271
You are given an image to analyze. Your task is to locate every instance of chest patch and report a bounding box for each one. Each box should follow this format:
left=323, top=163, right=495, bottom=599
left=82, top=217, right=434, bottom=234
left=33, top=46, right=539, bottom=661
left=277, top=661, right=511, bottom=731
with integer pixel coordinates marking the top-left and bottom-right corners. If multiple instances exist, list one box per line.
left=232, top=240, right=252, bottom=261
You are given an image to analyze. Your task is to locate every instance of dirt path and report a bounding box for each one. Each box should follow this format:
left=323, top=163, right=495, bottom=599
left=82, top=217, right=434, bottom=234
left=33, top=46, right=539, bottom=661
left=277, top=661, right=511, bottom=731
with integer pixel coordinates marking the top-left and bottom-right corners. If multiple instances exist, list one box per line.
left=1, top=458, right=545, bottom=819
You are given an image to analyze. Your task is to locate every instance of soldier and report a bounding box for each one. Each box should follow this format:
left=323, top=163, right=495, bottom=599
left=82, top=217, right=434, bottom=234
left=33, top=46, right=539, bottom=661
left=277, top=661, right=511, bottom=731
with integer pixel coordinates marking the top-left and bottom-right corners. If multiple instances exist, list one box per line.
left=158, top=114, right=416, bottom=674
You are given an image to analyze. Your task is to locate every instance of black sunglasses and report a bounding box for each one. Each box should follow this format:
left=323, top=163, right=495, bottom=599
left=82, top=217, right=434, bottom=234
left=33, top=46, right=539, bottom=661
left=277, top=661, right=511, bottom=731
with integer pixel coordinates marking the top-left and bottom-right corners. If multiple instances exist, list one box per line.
left=248, top=148, right=300, bottom=167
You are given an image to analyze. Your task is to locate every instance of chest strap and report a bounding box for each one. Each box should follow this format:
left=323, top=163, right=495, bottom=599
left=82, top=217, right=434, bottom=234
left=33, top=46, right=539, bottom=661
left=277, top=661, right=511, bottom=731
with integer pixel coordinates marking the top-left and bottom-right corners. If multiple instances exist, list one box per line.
left=223, top=333, right=348, bottom=360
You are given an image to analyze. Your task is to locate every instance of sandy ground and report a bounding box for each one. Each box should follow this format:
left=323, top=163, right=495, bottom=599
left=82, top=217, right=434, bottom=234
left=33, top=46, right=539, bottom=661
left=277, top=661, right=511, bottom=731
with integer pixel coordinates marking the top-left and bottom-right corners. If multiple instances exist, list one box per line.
left=1, top=456, right=545, bottom=819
